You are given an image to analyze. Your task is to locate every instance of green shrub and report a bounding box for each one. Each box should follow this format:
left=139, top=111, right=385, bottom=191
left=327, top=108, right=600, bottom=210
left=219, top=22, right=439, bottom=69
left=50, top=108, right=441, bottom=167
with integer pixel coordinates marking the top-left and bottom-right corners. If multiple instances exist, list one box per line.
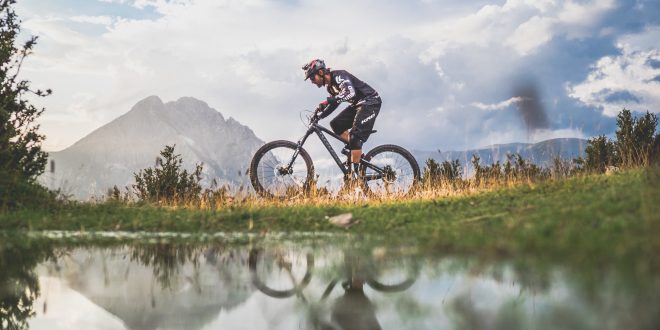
left=132, top=145, right=203, bottom=204
left=0, top=171, right=59, bottom=211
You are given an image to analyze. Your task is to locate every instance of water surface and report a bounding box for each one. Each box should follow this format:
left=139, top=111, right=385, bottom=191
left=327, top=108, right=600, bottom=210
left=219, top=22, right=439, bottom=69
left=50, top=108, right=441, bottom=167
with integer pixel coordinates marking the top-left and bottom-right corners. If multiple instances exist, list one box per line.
left=1, top=233, right=658, bottom=330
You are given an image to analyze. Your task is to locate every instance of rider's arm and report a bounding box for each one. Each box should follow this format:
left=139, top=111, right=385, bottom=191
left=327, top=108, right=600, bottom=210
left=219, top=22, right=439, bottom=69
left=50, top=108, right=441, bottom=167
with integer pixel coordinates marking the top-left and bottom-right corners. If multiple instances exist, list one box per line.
left=318, top=101, right=340, bottom=118
left=318, top=73, right=355, bottom=119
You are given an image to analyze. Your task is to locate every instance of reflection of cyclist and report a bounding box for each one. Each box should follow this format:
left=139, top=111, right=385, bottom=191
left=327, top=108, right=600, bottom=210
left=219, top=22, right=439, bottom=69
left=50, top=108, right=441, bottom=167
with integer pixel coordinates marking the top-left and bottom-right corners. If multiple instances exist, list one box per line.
left=324, top=254, right=382, bottom=330
left=303, top=59, right=382, bottom=174
left=328, top=279, right=382, bottom=330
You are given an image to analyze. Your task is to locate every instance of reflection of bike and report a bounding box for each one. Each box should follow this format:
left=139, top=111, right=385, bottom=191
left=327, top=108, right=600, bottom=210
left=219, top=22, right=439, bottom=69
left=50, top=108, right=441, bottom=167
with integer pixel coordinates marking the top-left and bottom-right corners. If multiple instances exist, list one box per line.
left=248, top=247, right=418, bottom=300
left=249, top=247, right=418, bottom=330
left=249, top=108, right=420, bottom=198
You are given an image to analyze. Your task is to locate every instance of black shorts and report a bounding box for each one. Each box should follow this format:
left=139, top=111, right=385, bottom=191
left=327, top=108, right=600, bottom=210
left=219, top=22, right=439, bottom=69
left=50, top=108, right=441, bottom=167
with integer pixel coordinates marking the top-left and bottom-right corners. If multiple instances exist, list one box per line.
left=330, top=102, right=381, bottom=149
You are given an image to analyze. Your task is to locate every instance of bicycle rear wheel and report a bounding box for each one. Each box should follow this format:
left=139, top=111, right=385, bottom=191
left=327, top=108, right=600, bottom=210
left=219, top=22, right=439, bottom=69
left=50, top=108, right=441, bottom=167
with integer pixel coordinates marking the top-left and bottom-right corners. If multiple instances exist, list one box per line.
left=360, top=144, right=420, bottom=197
left=249, top=140, right=314, bottom=198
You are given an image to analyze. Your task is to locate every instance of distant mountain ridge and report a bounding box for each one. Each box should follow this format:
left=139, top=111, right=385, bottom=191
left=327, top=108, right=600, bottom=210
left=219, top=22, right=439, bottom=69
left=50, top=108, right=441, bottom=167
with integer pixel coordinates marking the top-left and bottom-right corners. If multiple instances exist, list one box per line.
left=40, top=96, right=264, bottom=199
left=412, top=138, right=588, bottom=174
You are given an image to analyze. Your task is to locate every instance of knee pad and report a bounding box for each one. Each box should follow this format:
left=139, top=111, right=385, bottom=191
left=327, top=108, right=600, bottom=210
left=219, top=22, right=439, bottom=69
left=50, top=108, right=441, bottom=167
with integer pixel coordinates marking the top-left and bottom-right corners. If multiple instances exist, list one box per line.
left=348, top=133, right=363, bottom=150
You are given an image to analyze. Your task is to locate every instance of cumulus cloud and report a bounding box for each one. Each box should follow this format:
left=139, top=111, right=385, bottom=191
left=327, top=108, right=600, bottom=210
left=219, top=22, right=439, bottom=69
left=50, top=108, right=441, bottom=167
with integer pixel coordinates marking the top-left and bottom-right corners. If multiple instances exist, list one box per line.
left=568, top=27, right=660, bottom=116
left=506, top=16, right=555, bottom=55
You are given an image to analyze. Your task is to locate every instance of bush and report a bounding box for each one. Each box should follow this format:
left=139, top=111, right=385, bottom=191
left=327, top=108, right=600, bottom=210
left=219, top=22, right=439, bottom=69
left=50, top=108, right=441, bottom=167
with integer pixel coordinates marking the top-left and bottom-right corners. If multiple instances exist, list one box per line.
left=0, top=172, right=59, bottom=211
left=132, top=145, right=203, bottom=204
left=422, top=158, right=462, bottom=187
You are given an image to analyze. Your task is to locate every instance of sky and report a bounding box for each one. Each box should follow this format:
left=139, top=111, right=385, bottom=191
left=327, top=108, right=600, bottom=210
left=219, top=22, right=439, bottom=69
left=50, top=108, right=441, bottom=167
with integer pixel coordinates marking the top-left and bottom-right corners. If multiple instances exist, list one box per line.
left=15, top=0, right=660, bottom=152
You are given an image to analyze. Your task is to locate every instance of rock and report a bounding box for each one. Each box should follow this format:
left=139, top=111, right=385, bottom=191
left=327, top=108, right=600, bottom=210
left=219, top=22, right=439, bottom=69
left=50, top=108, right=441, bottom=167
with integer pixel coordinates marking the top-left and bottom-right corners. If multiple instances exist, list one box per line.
left=326, top=213, right=359, bottom=228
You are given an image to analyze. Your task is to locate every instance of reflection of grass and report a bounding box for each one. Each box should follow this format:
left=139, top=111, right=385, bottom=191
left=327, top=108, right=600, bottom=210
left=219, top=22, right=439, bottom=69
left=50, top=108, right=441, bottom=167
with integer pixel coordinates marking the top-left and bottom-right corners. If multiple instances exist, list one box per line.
left=130, top=243, right=204, bottom=288
left=1, top=168, right=659, bottom=261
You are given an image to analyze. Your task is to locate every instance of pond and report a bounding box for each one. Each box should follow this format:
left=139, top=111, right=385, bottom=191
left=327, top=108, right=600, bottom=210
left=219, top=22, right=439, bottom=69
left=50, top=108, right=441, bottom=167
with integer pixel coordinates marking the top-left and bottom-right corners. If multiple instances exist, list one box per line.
left=1, top=232, right=659, bottom=330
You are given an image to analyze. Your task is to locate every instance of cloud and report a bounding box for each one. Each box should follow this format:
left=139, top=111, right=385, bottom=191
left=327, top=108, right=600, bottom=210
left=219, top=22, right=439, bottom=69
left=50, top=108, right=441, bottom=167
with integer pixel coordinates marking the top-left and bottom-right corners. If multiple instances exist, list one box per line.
left=15, top=0, right=660, bottom=152
left=472, top=97, right=526, bottom=111
left=568, top=28, right=660, bottom=116
left=70, top=15, right=114, bottom=26
left=506, top=16, right=555, bottom=55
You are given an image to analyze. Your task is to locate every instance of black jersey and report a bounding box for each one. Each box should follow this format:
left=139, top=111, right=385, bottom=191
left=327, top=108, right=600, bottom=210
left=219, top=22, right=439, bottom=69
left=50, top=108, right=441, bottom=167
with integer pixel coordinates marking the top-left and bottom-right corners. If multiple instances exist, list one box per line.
left=326, top=70, right=380, bottom=106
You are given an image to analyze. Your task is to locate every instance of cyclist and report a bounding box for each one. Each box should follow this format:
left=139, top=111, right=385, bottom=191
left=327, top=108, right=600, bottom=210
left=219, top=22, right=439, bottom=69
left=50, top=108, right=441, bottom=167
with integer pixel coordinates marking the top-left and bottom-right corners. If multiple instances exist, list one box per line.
left=302, top=59, right=382, bottom=174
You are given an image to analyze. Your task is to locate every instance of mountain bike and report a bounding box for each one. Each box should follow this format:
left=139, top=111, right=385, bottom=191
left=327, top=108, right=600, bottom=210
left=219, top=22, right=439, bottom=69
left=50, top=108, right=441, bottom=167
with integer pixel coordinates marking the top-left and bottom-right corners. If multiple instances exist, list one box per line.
left=249, top=107, right=420, bottom=198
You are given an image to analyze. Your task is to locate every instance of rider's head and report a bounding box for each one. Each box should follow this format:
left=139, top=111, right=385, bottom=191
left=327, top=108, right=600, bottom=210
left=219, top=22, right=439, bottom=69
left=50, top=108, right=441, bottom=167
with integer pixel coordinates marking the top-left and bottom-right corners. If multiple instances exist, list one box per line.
left=302, top=59, right=329, bottom=88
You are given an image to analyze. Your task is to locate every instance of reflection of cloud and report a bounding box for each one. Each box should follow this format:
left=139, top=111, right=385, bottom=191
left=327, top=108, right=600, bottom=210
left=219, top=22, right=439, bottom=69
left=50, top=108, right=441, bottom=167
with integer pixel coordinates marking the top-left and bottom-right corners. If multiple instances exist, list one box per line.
left=31, top=277, right=127, bottom=330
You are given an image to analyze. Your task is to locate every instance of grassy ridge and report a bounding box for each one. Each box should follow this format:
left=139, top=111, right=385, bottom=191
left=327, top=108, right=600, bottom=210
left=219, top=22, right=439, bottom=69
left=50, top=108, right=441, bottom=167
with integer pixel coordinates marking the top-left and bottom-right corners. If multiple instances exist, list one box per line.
left=1, top=168, right=658, bottom=258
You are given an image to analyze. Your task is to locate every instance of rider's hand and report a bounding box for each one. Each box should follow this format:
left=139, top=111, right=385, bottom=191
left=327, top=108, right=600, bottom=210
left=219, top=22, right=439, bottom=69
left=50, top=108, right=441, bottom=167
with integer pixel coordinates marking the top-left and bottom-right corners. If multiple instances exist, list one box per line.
left=315, top=100, right=329, bottom=113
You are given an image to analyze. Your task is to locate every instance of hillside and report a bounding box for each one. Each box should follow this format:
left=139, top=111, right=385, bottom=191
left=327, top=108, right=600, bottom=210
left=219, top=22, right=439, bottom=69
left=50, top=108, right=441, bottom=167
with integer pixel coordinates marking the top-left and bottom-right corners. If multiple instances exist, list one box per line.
left=413, top=138, right=588, bottom=173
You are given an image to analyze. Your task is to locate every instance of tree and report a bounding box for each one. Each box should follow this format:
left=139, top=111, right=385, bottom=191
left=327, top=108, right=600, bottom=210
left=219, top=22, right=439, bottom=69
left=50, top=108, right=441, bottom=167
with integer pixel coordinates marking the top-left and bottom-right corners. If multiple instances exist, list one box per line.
left=614, top=109, right=658, bottom=167
left=585, top=135, right=616, bottom=173
left=631, top=111, right=657, bottom=166
left=614, top=109, right=635, bottom=167
left=0, top=0, right=51, bottom=181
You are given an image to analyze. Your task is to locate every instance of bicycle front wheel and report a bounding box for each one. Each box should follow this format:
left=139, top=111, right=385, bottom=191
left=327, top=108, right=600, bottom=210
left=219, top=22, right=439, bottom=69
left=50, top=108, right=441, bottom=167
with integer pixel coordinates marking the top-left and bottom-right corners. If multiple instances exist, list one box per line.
left=361, top=144, right=420, bottom=197
left=248, top=247, right=314, bottom=298
left=249, top=140, right=314, bottom=198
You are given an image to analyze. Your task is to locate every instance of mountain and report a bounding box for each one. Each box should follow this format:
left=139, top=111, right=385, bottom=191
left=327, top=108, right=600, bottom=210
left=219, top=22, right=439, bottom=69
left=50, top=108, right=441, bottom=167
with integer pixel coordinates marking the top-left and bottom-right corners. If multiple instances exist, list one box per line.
left=412, top=138, right=588, bottom=175
left=40, top=96, right=264, bottom=199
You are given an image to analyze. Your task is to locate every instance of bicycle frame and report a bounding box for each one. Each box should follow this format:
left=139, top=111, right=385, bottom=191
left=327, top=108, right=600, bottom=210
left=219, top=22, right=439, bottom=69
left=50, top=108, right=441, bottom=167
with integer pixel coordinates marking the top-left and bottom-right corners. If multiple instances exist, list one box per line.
left=287, top=118, right=385, bottom=180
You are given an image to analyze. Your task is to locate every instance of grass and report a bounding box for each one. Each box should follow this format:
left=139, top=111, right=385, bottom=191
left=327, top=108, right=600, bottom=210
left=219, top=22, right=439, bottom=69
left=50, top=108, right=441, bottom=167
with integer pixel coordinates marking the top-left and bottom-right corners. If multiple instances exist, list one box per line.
left=1, top=168, right=658, bottom=261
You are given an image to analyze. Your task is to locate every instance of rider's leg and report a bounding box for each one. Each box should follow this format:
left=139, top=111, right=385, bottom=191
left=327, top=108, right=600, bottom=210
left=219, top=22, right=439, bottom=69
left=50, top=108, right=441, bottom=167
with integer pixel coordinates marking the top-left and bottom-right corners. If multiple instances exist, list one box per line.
left=342, top=130, right=361, bottom=165
left=349, top=103, right=381, bottom=167
left=351, top=149, right=362, bottom=164
left=330, top=106, right=357, bottom=140
left=340, top=131, right=349, bottom=143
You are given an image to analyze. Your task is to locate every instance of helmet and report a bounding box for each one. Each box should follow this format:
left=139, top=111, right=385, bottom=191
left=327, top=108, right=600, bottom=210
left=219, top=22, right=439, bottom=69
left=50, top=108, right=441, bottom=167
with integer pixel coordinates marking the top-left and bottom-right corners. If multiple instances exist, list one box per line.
left=302, top=59, right=326, bottom=81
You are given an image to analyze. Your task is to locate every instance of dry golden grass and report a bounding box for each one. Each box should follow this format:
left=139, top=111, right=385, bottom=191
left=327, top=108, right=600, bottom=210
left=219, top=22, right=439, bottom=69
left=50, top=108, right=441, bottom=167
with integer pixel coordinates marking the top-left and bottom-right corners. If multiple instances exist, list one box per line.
left=108, top=169, right=580, bottom=211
